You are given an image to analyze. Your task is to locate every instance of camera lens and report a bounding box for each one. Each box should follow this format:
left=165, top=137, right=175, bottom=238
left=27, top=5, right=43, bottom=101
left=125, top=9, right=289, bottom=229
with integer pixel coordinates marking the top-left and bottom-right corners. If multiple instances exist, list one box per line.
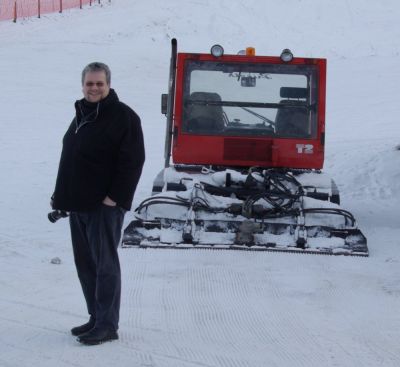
left=48, top=210, right=68, bottom=223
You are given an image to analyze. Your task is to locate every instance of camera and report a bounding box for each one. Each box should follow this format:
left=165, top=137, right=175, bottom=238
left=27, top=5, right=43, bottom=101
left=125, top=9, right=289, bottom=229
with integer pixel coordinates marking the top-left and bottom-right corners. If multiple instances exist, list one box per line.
left=48, top=210, right=69, bottom=223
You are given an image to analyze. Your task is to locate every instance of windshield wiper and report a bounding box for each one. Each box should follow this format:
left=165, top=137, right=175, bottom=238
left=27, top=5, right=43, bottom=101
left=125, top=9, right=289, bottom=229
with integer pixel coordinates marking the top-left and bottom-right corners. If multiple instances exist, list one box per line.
left=240, top=107, right=275, bottom=127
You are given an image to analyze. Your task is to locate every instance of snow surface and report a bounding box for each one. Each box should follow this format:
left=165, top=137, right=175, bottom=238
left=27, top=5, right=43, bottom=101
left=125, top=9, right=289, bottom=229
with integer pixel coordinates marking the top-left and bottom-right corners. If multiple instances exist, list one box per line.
left=1, top=1, right=400, bottom=366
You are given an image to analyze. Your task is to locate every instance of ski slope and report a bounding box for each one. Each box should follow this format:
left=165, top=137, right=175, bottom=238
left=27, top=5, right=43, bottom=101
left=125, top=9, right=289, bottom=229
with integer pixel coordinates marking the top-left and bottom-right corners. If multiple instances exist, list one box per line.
left=1, top=1, right=400, bottom=366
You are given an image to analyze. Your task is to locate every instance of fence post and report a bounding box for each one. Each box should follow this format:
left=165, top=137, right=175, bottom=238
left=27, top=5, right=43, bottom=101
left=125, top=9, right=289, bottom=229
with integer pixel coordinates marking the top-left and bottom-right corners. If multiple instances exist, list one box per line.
left=80, top=0, right=82, bottom=9
left=38, top=0, right=41, bottom=18
left=13, top=1, right=17, bottom=22
left=59, top=0, right=62, bottom=13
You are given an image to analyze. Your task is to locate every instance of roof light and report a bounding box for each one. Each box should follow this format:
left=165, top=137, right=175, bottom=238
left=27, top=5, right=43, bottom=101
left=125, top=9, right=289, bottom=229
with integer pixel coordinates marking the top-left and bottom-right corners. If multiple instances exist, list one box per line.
left=211, top=44, right=224, bottom=57
left=246, top=47, right=256, bottom=56
left=280, top=49, right=293, bottom=62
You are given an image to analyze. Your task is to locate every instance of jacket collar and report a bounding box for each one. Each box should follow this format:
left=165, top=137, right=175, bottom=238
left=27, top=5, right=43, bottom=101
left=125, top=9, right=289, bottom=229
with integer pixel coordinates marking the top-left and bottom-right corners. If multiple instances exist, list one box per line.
left=75, top=89, right=119, bottom=124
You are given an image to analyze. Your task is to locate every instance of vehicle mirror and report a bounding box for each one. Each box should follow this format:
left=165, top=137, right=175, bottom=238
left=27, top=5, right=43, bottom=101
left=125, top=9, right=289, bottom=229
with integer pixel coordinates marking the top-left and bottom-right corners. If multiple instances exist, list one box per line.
left=161, top=94, right=168, bottom=115
left=241, top=76, right=256, bottom=87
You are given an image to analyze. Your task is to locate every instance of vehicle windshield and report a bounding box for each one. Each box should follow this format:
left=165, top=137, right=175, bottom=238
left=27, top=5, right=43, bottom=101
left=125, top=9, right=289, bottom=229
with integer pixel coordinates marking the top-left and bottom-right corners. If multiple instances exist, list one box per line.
left=182, top=61, right=319, bottom=139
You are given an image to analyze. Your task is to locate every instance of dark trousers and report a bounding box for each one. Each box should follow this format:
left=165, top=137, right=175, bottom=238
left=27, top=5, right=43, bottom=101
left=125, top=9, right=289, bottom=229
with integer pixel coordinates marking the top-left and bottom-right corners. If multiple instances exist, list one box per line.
left=69, top=204, right=126, bottom=331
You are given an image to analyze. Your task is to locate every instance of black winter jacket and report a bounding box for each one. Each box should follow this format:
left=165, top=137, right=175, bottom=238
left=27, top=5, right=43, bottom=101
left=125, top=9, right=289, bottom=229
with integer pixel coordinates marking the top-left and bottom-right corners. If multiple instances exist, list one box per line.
left=52, top=89, right=145, bottom=211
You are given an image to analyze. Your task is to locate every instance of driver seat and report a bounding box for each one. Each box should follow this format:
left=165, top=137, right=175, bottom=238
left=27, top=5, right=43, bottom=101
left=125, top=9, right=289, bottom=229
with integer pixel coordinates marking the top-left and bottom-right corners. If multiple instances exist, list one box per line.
left=275, top=87, right=310, bottom=138
left=185, top=92, right=225, bottom=133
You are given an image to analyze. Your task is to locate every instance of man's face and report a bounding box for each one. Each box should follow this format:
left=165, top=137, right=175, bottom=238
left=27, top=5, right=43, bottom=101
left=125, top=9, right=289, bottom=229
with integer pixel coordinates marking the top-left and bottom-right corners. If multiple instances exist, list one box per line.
left=82, top=71, right=110, bottom=103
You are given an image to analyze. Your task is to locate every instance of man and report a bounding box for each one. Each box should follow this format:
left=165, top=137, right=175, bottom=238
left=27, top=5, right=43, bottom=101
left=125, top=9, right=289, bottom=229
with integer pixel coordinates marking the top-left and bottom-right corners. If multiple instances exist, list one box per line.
left=51, top=62, right=145, bottom=345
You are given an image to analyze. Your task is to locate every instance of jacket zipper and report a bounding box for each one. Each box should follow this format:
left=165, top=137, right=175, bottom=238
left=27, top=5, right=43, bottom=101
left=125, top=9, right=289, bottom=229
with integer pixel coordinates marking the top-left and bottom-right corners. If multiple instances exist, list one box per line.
left=75, top=102, right=100, bottom=134
left=75, top=120, right=92, bottom=134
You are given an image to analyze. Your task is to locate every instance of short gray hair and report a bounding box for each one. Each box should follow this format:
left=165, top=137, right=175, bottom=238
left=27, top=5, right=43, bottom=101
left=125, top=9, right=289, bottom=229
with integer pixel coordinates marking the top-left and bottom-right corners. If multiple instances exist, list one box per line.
left=81, top=62, right=111, bottom=85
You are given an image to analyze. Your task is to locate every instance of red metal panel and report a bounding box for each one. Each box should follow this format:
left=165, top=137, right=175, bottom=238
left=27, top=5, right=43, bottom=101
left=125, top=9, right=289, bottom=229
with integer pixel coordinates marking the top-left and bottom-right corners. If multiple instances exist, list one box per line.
left=223, top=138, right=273, bottom=162
left=173, top=135, right=323, bottom=169
left=317, top=58, right=327, bottom=140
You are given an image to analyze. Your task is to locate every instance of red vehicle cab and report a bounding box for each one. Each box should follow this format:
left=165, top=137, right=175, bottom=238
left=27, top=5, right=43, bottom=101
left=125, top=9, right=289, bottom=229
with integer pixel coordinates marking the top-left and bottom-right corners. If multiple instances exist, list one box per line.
left=171, top=47, right=326, bottom=170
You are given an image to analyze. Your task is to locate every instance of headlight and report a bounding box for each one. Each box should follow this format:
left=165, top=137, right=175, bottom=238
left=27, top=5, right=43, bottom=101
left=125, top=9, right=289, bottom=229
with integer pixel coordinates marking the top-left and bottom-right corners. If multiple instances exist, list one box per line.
left=280, top=49, right=293, bottom=62
left=211, top=44, right=224, bottom=57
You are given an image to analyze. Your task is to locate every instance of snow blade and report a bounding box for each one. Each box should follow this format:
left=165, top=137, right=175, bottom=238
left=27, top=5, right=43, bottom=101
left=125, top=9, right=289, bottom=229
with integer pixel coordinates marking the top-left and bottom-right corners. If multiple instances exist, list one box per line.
left=122, top=219, right=368, bottom=256
left=122, top=167, right=368, bottom=257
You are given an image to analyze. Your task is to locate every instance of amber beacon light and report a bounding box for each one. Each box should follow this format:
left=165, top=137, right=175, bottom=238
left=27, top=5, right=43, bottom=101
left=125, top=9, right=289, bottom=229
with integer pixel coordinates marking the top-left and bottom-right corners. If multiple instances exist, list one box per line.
left=246, top=47, right=256, bottom=56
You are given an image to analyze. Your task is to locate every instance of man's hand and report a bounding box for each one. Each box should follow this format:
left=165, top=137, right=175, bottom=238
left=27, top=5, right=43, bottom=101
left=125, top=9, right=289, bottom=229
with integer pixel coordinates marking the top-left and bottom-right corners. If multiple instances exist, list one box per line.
left=103, top=196, right=117, bottom=207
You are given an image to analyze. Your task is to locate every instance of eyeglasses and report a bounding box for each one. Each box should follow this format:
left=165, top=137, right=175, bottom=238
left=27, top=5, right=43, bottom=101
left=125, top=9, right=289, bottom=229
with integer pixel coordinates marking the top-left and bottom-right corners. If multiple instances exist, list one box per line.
left=84, top=82, right=106, bottom=87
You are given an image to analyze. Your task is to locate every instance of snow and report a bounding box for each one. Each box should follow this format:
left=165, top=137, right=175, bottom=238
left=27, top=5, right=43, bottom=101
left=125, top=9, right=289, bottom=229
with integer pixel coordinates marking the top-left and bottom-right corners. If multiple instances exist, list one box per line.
left=1, top=0, right=400, bottom=366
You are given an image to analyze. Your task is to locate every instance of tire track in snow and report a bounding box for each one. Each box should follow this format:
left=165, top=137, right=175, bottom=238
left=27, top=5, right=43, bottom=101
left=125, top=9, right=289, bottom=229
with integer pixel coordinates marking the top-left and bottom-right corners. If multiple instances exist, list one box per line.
left=121, top=250, right=148, bottom=345
left=180, top=251, right=274, bottom=366
left=120, top=249, right=218, bottom=366
left=120, top=249, right=195, bottom=366
left=0, top=298, right=80, bottom=321
left=273, top=254, right=400, bottom=367
left=148, top=249, right=233, bottom=366
left=274, top=255, right=373, bottom=366
left=126, top=250, right=321, bottom=366
left=236, top=252, right=332, bottom=367
left=183, top=262, right=249, bottom=365
left=121, top=250, right=268, bottom=366
left=119, top=248, right=400, bottom=367
left=0, top=317, right=84, bottom=367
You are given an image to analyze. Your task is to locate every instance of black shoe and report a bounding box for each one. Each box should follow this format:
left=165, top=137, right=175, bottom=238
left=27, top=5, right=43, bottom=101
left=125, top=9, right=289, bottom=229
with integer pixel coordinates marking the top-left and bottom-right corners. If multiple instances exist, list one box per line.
left=70, top=317, right=95, bottom=336
left=77, top=327, right=118, bottom=345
